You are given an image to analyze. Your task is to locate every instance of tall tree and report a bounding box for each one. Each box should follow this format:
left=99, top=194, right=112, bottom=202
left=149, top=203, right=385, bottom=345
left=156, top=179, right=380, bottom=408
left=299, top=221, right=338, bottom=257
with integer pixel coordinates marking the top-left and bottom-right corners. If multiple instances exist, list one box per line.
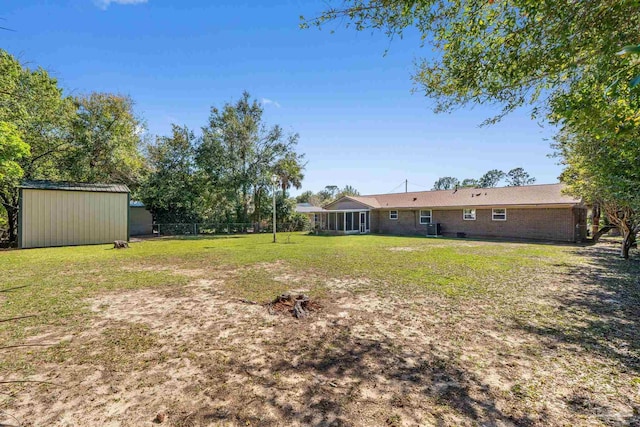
left=65, top=93, right=146, bottom=187
left=0, top=49, right=74, bottom=243
left=196, top=92, right=301, bottom=224
left=460, top=178, right=478, bottom=188
left=432, top=176, right=459, bottom=191
left=323, top=185, right=339, bottom=199
left=552, top=76, right=640, bottom=258
left=295, top=190, right=314, bottom=204
left=478, top=169, right=505, bottom=188
left=273, top=152, right=305, bottom=198
left=139, top=125, right=202, bottom=223
left=505, top=168, right=536, bottom=186
left=337, top=185, right=360, bottom=198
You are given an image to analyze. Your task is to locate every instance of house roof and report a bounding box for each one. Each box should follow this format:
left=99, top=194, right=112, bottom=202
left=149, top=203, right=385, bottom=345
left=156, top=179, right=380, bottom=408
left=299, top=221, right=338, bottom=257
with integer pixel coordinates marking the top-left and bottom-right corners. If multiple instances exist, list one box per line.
left=325, top=196, right=381, bottom=208
left=21, top=180, right=130, bottom=194
left=292, top=184, right=580, bottom=214
left=296, top=203, right=326, bottom=213
left=361, top=183, right=580, bottom=209
left=317, top=183, right=579, bottom=211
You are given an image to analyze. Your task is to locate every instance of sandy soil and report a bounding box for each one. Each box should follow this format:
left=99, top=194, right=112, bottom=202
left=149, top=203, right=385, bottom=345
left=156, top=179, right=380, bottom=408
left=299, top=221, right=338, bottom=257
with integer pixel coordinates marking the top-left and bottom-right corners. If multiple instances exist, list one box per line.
left=2, top=246, right=639, bottom=427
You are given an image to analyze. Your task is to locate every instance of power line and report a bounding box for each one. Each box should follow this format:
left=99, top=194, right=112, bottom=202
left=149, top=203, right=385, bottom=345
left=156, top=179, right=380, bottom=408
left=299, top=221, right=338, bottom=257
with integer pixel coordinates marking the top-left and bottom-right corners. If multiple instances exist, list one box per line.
left=386, top=181, right=406, bottom=194
left=407, top=181, right=431, bottom=190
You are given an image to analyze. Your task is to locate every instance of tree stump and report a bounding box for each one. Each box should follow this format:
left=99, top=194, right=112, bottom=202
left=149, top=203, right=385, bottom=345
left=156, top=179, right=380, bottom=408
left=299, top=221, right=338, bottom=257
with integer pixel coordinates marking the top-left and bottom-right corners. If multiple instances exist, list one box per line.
left=269, top=293, right=311, bottom=318
left=292, top=294, right=310, bottom=318
left=114, top=240, right=129, bottom=249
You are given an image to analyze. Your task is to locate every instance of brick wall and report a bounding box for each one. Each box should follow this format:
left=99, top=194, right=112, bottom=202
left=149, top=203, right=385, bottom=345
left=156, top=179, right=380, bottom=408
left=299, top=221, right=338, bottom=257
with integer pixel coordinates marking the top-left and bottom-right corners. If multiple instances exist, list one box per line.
left=373, top=207, right=582, bottom=242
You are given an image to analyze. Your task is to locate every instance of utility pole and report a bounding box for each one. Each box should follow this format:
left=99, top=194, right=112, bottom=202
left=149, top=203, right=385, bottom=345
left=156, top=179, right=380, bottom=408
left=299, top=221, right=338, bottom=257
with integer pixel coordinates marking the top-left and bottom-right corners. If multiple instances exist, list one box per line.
left=271, top=174, right=278, bottom=243
left=405, top=179, right=408, bottom=193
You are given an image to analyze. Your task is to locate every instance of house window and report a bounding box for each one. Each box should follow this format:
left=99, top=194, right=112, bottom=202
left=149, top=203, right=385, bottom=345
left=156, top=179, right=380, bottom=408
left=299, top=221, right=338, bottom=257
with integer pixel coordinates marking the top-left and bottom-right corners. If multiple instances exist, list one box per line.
left=492, top=208, right=507, bottom=221
left=463, top=208, right=476, bottom=220
left=419, top=209, right=432, bottom=224
left=389, top=210, right=398, bottom=220
left=314, top=214, right=319, bottom=223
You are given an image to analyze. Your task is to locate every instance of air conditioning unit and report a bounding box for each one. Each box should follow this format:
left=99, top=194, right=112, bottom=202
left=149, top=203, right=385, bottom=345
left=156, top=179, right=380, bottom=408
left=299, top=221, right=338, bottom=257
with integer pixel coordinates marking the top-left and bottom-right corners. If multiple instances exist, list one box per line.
left=426, top=223, right=441, bottom=237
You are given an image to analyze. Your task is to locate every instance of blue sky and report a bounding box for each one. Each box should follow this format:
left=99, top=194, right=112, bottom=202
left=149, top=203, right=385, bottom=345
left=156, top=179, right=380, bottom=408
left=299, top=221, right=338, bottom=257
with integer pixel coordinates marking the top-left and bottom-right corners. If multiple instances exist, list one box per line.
left=3, top=0, right=562, bottom=195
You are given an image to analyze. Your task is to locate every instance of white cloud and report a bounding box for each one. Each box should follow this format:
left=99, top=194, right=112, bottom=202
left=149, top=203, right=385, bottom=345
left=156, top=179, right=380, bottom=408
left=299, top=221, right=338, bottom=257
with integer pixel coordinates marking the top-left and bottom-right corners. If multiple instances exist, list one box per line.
left=94, top=0, right=148, bottom=10
left=261, top=98, right=281, bottom=108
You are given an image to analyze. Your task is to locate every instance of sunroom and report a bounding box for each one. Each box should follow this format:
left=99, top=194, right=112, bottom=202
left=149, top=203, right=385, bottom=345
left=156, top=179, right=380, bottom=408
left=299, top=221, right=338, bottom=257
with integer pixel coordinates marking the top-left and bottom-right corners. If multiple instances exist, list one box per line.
left=312, top=209, right=371, bottom=234
left=299, top=196, right=377, bottom=234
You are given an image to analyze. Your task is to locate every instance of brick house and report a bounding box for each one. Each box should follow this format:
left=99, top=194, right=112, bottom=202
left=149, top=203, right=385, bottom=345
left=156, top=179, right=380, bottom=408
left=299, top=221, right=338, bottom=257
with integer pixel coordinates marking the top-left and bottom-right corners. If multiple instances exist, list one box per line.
left=297, top=183, right=587, bottom=242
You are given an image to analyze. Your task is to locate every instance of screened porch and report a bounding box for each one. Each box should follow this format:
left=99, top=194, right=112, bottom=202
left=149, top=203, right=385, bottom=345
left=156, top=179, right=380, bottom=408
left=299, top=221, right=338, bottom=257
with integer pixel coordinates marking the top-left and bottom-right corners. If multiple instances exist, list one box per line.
left=312, top=210, right=370, bottom=234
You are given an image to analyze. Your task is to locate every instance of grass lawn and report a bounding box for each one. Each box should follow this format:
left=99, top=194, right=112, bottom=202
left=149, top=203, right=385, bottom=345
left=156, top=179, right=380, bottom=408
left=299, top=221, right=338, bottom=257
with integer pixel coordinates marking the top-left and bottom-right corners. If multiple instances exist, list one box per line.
left=1, top=233, right=639, bottom=426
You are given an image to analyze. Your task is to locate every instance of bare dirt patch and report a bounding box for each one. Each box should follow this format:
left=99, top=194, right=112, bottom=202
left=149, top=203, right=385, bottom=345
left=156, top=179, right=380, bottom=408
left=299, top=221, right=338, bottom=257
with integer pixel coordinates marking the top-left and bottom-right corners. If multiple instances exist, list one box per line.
left=386, top=246, right=421, bottom=252
left=3, top=244, right=639, bottom=427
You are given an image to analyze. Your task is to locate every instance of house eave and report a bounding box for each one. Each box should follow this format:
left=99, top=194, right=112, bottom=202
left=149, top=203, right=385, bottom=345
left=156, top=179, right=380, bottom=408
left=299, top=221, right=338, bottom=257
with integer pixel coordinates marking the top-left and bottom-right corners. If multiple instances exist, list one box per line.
left=371, top=203, right=582, bottom=210
left=323, top=196, right=377, bottom=210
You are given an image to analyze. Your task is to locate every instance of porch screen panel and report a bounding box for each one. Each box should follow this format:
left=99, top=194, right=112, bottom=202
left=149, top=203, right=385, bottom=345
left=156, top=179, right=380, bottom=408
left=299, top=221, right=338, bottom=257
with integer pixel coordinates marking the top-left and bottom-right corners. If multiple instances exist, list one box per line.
left=346, top=212, right=353, bottom=230
left=366, top=212, right=370, bottom=230
left=354, top=212, right=360, bottom=230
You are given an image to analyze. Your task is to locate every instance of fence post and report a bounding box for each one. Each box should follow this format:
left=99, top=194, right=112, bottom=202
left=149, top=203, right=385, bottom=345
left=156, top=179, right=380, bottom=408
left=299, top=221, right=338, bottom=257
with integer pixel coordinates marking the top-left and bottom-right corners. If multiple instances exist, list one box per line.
left=194, top=223, right=197, bottom=235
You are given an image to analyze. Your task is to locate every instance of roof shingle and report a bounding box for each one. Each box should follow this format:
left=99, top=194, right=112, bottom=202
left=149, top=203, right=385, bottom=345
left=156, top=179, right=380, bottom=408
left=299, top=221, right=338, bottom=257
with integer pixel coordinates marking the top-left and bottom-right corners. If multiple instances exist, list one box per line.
left=362, top=183, right=580, bottom=209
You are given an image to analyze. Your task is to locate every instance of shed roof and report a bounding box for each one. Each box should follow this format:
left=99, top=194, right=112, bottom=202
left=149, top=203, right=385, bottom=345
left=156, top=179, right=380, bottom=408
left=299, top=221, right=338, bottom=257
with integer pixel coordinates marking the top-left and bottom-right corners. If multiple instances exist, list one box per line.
left=21, top=180, right=130, bottom=194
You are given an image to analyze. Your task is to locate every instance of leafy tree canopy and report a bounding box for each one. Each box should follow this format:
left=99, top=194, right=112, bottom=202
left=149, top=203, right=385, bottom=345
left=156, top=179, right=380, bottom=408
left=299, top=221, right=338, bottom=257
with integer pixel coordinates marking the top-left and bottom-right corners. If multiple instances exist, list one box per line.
left=196, top=91, right=302, bottom=224
left=337, top=184, right=360, bottom=198
left=460, top=178, right=478, bottom=188
left=296, top=185, right=360, bottom=206
left=478, top=169, right=505, bottom=188
left=65, top=93, right=147, bottom=187
left=0, top=122, right=30, bottom=182
left=505, top=168, right=536, bottom=186
left=303, top=0, right=638, bottom=123
left=0, top=49, right=74, bottom=243
left=432, top=176, right=459, bottom=190
left=139, top=125, right=202, bottom=223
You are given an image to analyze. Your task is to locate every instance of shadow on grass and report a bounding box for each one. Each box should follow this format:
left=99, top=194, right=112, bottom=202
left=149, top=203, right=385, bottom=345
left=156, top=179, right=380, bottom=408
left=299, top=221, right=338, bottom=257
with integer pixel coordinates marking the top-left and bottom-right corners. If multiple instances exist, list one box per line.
left=513, top=242, right=640, bottom=423
left=521, top=243, right=639, bottom=369
left=182, top=325, right=544, bottom=426
left=308, top=232, right=583, bottom=247
left=153, top=235, right=249, bottom=241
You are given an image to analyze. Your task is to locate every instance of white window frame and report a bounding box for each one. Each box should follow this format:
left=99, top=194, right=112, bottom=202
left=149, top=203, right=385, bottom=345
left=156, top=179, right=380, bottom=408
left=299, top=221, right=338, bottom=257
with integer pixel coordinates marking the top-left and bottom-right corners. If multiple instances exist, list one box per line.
left=463, top=208, right=476, bottom=220
left=492, top=208, right=507, bottom=221
left=389, top=210, right=398, bottom=220
left=419, top=209, right=432, bottom=224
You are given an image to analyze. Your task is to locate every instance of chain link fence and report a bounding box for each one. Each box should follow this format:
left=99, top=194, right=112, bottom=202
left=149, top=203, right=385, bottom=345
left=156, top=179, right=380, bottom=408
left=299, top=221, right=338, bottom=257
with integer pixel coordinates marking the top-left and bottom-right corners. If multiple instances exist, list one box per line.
left=152, top=222, right=311, bottom=237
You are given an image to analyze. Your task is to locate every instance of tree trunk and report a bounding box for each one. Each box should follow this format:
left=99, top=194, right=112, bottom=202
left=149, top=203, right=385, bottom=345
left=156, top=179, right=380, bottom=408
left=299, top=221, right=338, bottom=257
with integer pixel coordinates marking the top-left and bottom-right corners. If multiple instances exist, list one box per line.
left=621, top=229, right=636, bottom=259
left=590, top=225, right=615, bottom=244
left=1, top=192, right=19, bottom=245
left=591, top=204, right=600, bottom=236
left=7, top=206, right=17, bottom=244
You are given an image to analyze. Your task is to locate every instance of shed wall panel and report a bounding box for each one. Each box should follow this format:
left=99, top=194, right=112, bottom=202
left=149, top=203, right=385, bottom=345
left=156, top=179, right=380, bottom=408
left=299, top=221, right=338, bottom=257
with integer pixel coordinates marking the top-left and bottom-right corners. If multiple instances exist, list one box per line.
left=21, top=189, right=128, bottom=248
left=130, top=207, right=153, bottom=236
